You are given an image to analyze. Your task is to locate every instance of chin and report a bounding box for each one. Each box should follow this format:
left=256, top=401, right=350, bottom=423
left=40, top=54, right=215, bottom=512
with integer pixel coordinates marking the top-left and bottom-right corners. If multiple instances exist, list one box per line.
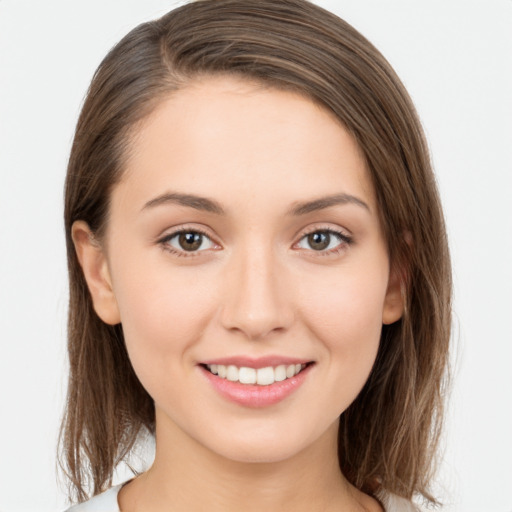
left=212, top=441, right=306, bottom=465
left=199, top=419, right=336, bottom=465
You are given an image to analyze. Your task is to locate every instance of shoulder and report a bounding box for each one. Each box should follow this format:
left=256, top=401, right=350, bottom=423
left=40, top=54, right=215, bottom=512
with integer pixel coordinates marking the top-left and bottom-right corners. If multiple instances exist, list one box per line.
left=62, top=482, right=421, bottom=512
left=63, top=483, right=123, bottom=512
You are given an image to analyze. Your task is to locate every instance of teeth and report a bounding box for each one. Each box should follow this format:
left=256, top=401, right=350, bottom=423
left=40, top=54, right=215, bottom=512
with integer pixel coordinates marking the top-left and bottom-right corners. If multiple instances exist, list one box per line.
left=274, top=365, right=287, bottom=382
left=226, top=365, right=239, bottom=382
left=206, top=363, right=306, bottom=385
left=257, top=367, right=275, bottom=386
left=239, top=367, right=256, bottom=384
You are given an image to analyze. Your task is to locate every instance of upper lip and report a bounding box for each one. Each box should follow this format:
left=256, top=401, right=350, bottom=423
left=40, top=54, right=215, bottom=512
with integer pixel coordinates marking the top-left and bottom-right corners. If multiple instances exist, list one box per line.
left=199, top=356, right=313, bottom=369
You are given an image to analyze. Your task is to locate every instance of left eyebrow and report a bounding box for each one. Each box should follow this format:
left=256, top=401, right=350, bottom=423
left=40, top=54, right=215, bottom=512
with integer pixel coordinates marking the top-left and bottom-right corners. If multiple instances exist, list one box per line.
left=287, top=193, right=370, bottom=216
left=141, top=192, right=226, bottom=215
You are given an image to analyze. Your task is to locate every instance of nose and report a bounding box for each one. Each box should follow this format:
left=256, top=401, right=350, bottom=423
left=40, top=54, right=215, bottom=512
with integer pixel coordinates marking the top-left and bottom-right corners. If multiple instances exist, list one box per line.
left=220, top=245, right=294, bottom=340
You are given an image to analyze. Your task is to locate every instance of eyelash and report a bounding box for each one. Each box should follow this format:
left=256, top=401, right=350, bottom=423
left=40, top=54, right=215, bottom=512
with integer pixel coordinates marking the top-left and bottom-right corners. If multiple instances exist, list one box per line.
left=157, top=226, right=353, bottom=258
left=158, top=226, right=216, bottom=258
left=295, top=227, right=353, bottom=256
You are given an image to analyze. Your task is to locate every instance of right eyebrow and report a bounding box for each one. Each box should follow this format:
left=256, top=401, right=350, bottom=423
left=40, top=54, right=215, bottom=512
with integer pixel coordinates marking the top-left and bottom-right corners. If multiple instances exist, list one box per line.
left=141, top=192, right=226, bottom=215
left=287, top=193, right=370, bottom=216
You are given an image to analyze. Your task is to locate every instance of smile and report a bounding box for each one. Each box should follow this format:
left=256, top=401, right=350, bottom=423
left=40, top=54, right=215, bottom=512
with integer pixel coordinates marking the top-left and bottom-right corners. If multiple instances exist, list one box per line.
left=199, top=360, right=314, bottom=408
left=205, top=363, right=306, bottom=386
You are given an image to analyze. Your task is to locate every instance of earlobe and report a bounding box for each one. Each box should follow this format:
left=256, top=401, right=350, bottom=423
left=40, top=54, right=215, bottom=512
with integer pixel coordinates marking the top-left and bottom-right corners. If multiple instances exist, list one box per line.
left=382, top=265, right=406, bottom=325
left=71, top=221, right=121, bottom=325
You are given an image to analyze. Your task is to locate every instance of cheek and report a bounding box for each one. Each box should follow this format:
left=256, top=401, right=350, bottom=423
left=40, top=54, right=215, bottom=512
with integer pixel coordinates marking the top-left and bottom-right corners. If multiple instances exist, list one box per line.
left=303, top=266, right=387, bottom=338
left=298, top=262, right=388, bottom=386
left=109, top=255, right=217, bottom=386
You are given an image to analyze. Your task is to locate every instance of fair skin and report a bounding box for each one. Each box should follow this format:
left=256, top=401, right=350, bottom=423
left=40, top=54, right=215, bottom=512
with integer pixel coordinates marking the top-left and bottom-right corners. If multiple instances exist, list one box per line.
left=73, top=76, right=404, bottom=512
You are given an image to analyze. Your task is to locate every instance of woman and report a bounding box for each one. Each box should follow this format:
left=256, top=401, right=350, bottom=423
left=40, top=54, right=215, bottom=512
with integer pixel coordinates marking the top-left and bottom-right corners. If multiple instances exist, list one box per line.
left=60, top=1, right=451, bottom=510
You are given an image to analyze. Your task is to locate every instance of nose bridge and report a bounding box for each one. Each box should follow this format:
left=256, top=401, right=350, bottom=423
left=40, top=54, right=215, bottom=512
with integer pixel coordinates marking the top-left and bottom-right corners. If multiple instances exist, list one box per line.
left=221, top=239, right=293, bottom=340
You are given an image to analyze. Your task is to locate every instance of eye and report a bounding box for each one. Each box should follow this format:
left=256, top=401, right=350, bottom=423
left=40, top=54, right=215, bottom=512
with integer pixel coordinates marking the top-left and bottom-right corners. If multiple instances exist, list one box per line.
left=160, top=229, right=216, bottom=254
left=296, top=229, right=351, bottom=253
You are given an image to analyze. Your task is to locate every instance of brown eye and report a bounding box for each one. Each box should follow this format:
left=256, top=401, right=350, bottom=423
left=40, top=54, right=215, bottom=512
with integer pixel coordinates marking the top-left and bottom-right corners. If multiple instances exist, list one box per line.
left=296, top=229, right=351, bottom=253
left=163, top=230, right=215, bottom=253
left=178, top=232, right=203, bottom=251
left=307, top=231, right=331, bottom=251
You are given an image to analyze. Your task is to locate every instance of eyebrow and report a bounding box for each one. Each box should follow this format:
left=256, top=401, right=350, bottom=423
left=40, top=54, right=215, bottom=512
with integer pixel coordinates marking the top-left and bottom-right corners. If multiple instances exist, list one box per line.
left=288, top=193, right=370, bottom=216
left=142, top=192, right=225, bottom=215
left=141, top=191, right=369, bottom=216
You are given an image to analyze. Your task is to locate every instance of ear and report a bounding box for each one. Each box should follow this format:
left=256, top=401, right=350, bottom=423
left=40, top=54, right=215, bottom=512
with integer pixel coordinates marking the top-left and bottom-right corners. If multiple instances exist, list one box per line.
left=72, top=220, right=121, bottom=325
left=382, top=264, right=406, bottom=325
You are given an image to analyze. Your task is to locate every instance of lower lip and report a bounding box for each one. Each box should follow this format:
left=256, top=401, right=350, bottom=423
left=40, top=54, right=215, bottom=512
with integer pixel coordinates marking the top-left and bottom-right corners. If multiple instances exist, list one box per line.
left=200, top=364, right=313, bottom=408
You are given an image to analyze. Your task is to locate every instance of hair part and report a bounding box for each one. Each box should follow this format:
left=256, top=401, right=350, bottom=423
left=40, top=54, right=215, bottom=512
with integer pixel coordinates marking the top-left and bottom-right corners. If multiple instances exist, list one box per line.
left=60, top=0, right=451, bottom=504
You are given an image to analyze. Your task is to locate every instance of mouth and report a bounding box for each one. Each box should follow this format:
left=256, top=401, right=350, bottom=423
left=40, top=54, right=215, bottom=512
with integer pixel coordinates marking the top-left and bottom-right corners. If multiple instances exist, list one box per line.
left=198, top=360, right=315, bottom=408
left=201, top=362, right=311, bottom=386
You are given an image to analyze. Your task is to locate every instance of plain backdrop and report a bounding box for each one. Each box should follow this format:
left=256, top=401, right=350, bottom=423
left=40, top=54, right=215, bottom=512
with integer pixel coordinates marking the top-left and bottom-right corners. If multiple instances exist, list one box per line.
left=1, top=1, right=511, bottom=511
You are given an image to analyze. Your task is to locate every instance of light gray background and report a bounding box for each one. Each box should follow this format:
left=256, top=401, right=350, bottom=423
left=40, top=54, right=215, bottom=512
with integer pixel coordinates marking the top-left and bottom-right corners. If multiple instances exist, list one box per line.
left=1, top=1, right=511, bottom=511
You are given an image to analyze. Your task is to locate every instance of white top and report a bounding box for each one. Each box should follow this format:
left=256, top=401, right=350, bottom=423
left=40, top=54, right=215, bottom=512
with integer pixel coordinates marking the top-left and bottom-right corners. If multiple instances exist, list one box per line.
left=64, top=483, right=123, bottom=511
left=64, top=482, right=419, bottom=511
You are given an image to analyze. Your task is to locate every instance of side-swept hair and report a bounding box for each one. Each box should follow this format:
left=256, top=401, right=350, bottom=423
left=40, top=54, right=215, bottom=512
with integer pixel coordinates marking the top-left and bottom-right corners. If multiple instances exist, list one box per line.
left=60, top=0, right=451, bottom=504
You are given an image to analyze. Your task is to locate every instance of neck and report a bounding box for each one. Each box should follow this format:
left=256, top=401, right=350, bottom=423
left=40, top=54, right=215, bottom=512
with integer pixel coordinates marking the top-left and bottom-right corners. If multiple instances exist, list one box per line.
left=119, top=412, right=379, bottom=512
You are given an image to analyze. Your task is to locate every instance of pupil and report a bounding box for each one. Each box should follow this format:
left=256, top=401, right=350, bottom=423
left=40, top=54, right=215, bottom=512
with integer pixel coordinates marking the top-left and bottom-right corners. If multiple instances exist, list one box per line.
left=308, top=231, right=330, bottom=250
left=179, top=232, right=202, bottom=251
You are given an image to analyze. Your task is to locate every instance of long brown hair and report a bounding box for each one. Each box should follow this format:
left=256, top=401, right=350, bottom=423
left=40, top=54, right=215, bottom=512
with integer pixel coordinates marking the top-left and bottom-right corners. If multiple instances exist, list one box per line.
left=60, top=0, right=451, bottom=505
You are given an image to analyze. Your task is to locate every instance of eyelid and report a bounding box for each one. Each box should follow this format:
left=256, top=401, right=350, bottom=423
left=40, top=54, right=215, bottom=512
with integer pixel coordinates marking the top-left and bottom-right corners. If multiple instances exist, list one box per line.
left=157, top=224, right=222, bottom=256
left=296, top=223, right=352, bottom=242
left=156, top=223, right=352, bottom=257
left=293, top=224, right=353, bottom=254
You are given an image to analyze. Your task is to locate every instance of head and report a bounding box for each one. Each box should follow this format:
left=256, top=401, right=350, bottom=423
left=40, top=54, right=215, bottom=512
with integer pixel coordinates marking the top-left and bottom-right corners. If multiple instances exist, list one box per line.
left=61, top=0, right=451, bottom=504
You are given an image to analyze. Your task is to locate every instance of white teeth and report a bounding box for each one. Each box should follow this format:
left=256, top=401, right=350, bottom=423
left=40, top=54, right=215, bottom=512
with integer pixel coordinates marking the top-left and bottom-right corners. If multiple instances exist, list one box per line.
left=257, top=366, right=275, bottom=386
left=274, top=365, right=287, bottom=382
left=226, top=365, right=239, bottom=382
left=206, top=363, right=307, bottom=385
left=239, top=367, right=256, bottom=384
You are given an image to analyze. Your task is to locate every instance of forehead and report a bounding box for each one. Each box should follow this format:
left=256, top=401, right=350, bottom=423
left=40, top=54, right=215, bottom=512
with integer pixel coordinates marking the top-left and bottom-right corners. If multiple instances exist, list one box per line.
left=116, top=76, right=376, bottom=217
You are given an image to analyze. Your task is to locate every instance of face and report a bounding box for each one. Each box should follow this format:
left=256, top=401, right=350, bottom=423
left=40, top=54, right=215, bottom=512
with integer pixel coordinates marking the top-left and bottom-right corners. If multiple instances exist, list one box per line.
left=74, top=76, right=403, bottom=464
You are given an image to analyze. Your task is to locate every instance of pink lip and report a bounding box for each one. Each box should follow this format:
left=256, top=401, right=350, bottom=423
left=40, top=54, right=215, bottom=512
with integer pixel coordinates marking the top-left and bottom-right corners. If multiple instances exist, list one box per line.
left=199, top=362, right=313, bottom=408
left=200, top=355, right=311, bottom=369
